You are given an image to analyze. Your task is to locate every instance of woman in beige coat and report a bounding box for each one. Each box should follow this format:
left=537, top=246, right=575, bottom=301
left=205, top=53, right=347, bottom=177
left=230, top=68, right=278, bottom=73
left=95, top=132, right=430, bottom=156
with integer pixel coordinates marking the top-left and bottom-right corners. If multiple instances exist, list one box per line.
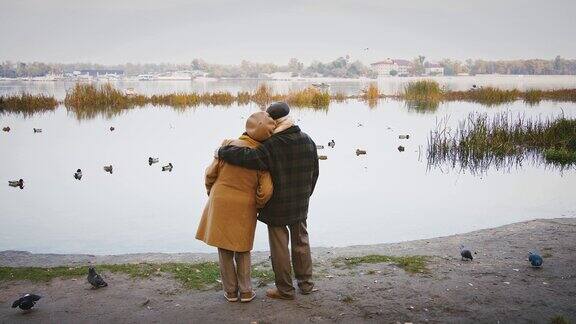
left=196, top=111, right=275, bottom=303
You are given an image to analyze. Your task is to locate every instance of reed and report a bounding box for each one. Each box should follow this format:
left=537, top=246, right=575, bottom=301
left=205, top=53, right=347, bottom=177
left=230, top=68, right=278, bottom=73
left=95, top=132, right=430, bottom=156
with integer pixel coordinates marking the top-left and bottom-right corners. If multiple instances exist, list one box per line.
left=444, top=87, right=520, bottom=106
left=427, top=112, right=576, bottom=172
left=362, top=83, right=380, bottom=100
left=236, top=91, right=251, bottom=105
left=403, top=80, right=443, bottom=102
left=332, top=92, right=348, bottom=102
left=0, top=93, right=58, bottom=116
left=286, top=87, right=330, bottom=109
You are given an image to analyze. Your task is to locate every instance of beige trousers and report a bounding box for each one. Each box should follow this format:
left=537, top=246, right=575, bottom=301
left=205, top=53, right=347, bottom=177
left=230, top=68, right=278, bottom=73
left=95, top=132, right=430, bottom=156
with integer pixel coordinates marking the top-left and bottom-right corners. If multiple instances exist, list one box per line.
left=267, top=220, right=314, bottom=297
left=217, top=248, right=252, bottom=294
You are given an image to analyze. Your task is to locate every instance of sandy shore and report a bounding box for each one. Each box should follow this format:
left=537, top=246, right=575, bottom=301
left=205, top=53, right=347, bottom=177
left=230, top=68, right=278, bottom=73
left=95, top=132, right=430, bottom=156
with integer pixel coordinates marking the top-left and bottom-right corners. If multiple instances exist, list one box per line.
left=1, top=218, right=575, bottom=323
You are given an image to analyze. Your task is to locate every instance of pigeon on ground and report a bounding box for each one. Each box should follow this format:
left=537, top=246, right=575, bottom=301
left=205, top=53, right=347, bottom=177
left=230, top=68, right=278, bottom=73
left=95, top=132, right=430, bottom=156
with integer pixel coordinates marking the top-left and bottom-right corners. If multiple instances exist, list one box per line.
left=103, top=165, right=113, bottom=174
left=162, top=163, right=173, bottom=172
left=87, top=267, right=108, bottom=288
left=74, top=169, right=82, bottom=180
left=148, top=157, right=159, bottom=165
left=328, top=140, right=335, bottom=148
left=528, top=251, right=543, bottom=267
left=8, top=179, right=24, bottom=189
left=460, top=245, right=473, bottom=261
left=2, top=126, right=10, bottom=132
left=12, top=294, right=41, bottom=310
left=33, top=128, right=42, bottom=133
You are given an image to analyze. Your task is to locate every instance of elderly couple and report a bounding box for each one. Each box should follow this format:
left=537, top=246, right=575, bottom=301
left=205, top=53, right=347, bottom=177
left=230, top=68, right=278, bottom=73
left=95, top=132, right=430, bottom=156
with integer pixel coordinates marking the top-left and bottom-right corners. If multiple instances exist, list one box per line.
left=196, top=102, right=320, bottom=302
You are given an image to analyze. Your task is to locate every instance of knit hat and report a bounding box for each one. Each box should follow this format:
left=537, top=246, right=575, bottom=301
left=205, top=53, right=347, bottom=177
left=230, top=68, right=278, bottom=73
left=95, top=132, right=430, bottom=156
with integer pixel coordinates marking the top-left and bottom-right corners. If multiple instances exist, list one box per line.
left=266, top=102, right=290, bottom=120
left=246, top=111, right=275, bottom=142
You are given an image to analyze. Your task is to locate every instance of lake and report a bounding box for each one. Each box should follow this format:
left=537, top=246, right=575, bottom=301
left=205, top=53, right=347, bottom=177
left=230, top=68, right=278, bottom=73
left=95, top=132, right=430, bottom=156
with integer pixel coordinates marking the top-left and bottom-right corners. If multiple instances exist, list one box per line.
left=1, top=77, right=576, bottom=254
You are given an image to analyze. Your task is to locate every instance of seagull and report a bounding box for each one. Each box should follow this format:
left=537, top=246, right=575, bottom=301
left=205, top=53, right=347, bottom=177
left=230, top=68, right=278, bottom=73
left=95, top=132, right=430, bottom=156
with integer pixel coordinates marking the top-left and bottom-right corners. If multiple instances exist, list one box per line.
left=87, top=267, right=108, bottom=289
left=103, top=165, right=113, bottom=174
left=2, top=126, right=10, bottom=132
left=328, top=140, right=335, bottom=148
left=460, top=245, right=473, bottom=261
left=12, top=294, right=41, bottom=310
left=33, top=128, right=42, bottom=133
left=528, top=251, right=543, bottom=268
left=162, top=163, right=173, bottom=172
left=74, top=169, right=82, bottom=180
left=398, top=145, right=405, bottom=152
left=148, top=157, right=159, bottom=165
left=8, top=179, right=24, bottom=189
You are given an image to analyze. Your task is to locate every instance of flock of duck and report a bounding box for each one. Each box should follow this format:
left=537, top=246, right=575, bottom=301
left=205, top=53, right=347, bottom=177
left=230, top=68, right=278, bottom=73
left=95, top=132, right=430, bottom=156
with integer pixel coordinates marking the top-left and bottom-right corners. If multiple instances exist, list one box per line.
left=4, top=126, right=173, bottom=190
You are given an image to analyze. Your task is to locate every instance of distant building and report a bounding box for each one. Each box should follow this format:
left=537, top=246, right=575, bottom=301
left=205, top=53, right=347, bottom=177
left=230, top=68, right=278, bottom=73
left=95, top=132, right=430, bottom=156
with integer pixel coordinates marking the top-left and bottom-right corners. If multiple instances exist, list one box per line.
left=371, top=59, right=412, bottom=77
left=79, top=69, right=124, bottom=77
left=424, top=63, right=444, bottom=76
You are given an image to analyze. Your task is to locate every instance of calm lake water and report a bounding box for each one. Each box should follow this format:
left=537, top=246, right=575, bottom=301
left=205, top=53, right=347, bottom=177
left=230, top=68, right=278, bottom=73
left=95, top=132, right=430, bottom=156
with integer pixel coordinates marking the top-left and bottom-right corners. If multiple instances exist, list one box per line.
left=1, top=77, right=576, bottom=254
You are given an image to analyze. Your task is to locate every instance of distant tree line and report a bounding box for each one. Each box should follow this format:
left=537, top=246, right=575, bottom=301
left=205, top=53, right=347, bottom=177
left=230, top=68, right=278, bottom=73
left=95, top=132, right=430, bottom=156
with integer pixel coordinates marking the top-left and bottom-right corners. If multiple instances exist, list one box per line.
left=1, top=56, right=575, bottom=78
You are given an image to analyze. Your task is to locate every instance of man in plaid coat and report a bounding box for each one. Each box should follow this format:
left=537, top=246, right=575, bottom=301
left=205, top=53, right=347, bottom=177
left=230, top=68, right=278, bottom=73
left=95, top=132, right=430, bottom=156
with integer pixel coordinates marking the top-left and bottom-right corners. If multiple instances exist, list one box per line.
left=217, top=102, right=319, bottom=300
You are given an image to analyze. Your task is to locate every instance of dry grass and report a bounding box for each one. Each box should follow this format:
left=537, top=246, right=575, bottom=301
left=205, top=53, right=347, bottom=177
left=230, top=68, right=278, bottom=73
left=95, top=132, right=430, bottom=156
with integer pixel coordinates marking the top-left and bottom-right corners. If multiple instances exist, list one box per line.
left=0, top=93, right=58, bottom=116
left=286, top=87, right=330, bottom=109
left=362, top=83, right=380, bottom=100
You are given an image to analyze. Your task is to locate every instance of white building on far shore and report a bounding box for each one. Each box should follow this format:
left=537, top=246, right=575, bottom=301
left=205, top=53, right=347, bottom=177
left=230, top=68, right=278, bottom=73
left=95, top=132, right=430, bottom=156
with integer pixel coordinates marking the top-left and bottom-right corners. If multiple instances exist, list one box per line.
left=371, top=59, right=412, bottom=77
left=424, top=62, right=444, bottom=76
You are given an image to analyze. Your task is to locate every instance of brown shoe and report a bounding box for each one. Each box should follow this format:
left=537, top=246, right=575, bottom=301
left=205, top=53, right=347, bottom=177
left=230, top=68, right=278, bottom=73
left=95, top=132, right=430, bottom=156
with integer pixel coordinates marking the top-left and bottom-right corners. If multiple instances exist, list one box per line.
left=240, top=291, right=256, bottom=303
left=266, top=288, right=295, bottom=300
left=224, top=291, right=238, bottom=302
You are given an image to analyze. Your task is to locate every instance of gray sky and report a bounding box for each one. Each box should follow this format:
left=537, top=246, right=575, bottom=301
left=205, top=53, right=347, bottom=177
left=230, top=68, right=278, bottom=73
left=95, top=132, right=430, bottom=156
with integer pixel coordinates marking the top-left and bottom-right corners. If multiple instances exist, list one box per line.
left=1, top=0, right=574, bottom=65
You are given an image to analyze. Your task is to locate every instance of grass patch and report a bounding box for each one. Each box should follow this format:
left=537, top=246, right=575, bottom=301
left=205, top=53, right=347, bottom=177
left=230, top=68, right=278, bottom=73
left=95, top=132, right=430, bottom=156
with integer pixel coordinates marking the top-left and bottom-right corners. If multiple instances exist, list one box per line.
left=286, top=87, right=330, bottom=109
left=428, top=112, right=576, bottom=172
left=0, top=93, right=58, bottom=116
left=332, top=254, right=428, bottom=274
left=444, top=87, right=519, bottom=106
left=550, top=315, right=570, bottom=324
left=0, top=262, right=274, bottom=290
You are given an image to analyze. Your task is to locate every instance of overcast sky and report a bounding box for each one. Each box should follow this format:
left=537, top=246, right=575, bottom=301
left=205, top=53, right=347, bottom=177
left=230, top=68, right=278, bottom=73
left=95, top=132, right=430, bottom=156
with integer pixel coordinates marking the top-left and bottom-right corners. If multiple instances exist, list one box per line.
left=1, top=0, right=574, bottom=65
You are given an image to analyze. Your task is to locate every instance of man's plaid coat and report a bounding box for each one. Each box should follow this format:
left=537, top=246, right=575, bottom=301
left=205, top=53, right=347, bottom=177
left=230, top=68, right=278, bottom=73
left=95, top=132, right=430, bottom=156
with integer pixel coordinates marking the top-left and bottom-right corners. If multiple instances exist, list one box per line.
left=218, top=125, right=319, bottom=226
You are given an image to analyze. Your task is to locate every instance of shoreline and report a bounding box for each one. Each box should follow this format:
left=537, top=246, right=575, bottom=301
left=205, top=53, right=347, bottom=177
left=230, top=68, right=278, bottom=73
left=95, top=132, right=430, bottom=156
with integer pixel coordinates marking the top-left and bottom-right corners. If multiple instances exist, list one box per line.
left=1, top=217, right=575, bottom=323
left=1, top=217, right=574, bottom=267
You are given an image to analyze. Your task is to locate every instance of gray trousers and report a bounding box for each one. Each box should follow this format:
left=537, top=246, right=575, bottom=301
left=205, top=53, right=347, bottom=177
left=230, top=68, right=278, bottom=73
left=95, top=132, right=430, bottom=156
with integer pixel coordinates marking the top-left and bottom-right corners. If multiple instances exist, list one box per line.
left=217, top=248, right=252, bottom=294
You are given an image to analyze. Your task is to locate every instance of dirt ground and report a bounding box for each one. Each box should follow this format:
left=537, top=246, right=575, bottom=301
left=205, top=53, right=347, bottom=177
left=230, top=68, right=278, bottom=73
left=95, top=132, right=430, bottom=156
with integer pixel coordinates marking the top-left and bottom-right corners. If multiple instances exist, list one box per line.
left=1, top=218, right=575, bottom=323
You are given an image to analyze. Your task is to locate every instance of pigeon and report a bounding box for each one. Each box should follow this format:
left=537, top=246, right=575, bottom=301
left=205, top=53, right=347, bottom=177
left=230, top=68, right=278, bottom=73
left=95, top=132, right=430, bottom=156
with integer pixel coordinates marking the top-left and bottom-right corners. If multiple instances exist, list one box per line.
left=460, top=245, right=473, bottom=261
left=328, top=140, right=335, bottom=148
left=316, top=145, right=325, bottom=150
left=528, top=251, right=543, bottom=267
left=12, top=294, right=41, bottom=310
left=148, top=157, right=159, bottom=165
left=109, top=126, right=115, bottom=131
left=103, top=165, right=113, bottom=174
left=33, top=128, right=42, bottom=133
left=399, top=135, right=410, bottom=139
left=356, top=149, right=367, bottom=156
left=162, top=163, right=173, bottom=172
left=74, top=169, right=82, bottom=180
left=8, top=179, right=24, bottom=189
left=398, top=145, right=405, bottom=152
left=87, top=267, right=108, bottom=288
left=2, top=126, right=10, bottom=132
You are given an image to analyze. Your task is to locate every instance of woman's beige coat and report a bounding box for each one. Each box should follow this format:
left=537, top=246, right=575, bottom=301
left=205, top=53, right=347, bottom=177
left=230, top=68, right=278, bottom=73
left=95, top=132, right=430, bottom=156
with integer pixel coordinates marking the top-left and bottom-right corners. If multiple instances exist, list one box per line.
left=195, top=135, right=273, bottom=252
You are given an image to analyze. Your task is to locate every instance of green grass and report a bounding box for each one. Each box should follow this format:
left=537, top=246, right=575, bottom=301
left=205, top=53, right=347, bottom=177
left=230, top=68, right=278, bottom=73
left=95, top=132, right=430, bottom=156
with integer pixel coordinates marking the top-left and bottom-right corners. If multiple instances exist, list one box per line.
left=544, top=148, right=576, bottom=165
left=332, top=254, right=428, bottom=274
left=0, top=262, right=275, bottom=290
left=550, top=315, right=571, bottom=324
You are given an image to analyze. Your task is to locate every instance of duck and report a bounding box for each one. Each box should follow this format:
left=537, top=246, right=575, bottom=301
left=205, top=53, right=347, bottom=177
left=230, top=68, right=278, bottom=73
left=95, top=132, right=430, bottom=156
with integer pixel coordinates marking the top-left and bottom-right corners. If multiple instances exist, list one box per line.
left=74, top=169, right=82, bottom=180
left=162, top=163, right=173, bottom=172
left=460, top=245, right=473, bottom=261
left=8, top=179, right=24, bottom=188
left=109, top=126, right=115, bottom=131
left=2, top=126, right=10, bottom=132
left=103, top=165, right=113, bottom=174
left=355, top=149, right=367, bottom=156
left=528, top=251, right=543, bottom=268
left=148, top=157, right=159, bottom=165
left=33, top=128, right=42, bottom=133
left=398, top=145, right=405, bottom=152
left=398, top=135, right=410, bottom=139
left=328, top=140, right=335, bottom=148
